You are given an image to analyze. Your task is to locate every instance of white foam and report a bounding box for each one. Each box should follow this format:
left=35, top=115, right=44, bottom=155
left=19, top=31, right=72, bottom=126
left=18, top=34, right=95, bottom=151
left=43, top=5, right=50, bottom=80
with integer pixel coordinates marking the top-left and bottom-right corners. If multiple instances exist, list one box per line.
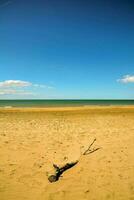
left=4, top=106, right=13, bottom=108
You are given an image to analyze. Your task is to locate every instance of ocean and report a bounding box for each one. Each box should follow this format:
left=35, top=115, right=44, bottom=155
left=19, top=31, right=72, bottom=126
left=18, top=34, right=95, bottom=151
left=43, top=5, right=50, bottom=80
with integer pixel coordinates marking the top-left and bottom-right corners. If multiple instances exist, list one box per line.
left=0, top=99, right=134, bottom=107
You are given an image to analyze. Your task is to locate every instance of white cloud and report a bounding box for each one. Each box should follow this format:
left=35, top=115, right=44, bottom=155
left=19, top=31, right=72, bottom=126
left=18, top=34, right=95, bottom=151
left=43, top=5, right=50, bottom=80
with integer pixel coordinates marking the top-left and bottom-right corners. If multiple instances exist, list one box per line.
left=0, top=89, right=35, bottom=95
left=0, top=80, right=32, bottom=87
left=118, top=75, right=134, bottom=83
left=0, top=80, right=54, bottom=96
left=0, top=90, right=14, bottom=95
left=33, top=84, right=46, bottom=88
left=0, top=80, right=54, bottom=89
left=33, top=84, right=54, bottom=89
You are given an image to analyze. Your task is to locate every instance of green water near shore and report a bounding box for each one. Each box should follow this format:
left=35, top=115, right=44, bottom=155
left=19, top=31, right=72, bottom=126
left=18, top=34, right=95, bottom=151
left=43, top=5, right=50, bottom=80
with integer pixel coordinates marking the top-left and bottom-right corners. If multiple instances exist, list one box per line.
left=0, top=100, right=134, bottom=107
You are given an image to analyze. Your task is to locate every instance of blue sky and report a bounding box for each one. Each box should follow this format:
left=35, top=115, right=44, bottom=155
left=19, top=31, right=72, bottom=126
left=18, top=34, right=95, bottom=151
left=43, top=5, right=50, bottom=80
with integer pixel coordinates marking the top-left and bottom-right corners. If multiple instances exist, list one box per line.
left=0, top=0, right=134, bottom=99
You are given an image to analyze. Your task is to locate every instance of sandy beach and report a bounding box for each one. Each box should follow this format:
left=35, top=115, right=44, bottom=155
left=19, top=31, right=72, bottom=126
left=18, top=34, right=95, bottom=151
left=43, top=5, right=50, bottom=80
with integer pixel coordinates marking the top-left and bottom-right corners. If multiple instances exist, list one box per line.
left=0, top=106, right=134, bottom=200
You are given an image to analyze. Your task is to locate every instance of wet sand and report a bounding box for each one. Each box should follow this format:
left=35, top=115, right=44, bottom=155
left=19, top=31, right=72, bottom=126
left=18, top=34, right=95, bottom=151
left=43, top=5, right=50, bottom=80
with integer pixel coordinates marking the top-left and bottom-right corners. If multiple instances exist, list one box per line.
left=0, top=106, right=134, bottom=200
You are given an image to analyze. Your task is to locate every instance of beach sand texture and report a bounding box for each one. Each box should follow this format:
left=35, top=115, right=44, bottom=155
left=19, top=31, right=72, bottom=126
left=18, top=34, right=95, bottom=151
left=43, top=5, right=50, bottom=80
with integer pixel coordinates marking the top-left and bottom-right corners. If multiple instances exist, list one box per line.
left=0, top=106, right=134, bottom=200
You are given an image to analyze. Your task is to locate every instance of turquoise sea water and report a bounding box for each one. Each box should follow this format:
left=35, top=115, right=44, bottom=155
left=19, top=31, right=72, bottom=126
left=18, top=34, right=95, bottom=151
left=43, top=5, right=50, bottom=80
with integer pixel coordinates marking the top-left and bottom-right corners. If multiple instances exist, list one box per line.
left=0, top=100, right=134, bottom=107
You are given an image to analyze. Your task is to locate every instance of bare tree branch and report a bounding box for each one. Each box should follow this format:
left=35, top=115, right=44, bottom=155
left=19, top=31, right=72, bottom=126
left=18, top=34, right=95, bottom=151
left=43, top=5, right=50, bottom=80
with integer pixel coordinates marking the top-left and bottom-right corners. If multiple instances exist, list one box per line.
left=83, top=138, right=100, bottom=155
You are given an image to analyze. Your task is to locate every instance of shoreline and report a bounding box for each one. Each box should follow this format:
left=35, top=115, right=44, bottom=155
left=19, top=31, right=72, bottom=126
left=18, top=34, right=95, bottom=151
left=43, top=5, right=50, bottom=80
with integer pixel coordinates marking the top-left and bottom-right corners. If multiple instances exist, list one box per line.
left=0, top=105, right=134, bottom=112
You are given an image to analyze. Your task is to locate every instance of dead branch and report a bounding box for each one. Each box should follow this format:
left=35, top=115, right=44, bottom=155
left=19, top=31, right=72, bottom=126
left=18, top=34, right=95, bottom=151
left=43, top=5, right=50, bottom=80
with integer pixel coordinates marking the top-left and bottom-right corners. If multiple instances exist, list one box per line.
left=48, top=161, right=78, bottom=183
left=83, top=138, right=100, bottom=155
left=48, top=138, right=100, bottom=183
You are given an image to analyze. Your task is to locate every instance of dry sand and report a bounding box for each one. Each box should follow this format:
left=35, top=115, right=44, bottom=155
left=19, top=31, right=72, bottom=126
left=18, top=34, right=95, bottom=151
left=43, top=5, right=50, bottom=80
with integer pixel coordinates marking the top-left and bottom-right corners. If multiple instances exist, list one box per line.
left=0, top=106, right=134, bottom=200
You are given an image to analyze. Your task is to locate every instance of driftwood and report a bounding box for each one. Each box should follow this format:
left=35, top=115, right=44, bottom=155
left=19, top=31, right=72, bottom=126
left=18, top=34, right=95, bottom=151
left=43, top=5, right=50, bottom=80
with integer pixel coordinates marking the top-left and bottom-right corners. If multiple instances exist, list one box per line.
left=48, top=161, right=79, bottom=182
left=48, top=138, right=100, bottom=183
